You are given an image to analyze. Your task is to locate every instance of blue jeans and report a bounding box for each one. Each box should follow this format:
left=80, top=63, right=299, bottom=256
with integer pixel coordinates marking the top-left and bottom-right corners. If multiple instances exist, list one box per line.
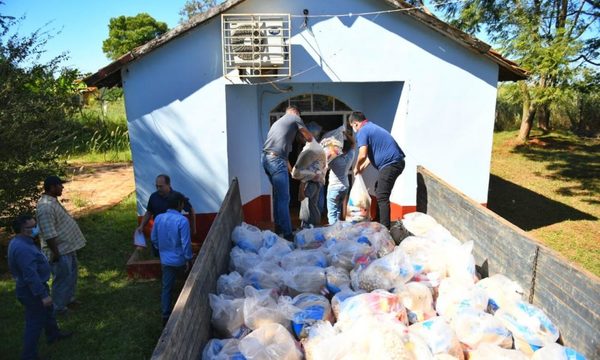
left=327, top=185, right=348, bottom=225
left=161, top=265, right=185, bottom=320
left=50, top=252, right=78, bottom=312
left=300, top=181, right=322, bottom=228
left=17, top=285, right=60, bottom=360
left=261, top=153, right=292, bottom=237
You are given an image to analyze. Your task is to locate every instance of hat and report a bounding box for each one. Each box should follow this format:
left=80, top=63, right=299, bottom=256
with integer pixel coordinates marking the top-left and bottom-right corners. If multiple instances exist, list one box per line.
left=44, top=175, right=66, bottom=188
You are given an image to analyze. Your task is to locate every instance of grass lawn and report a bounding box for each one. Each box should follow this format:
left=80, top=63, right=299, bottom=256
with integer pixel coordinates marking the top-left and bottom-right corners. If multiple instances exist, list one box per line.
left=0, top=194, right=163, bottom=359
left=488, top=130, right=600, bottom=277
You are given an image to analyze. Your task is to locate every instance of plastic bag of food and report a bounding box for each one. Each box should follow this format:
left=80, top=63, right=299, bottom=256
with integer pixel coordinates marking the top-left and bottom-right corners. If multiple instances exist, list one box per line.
left=495, top=301, right=559, bottom=349
left=345, top=174, right=371, bottom=222
left=217, top=271, right=246, bottom=298
left=452, top=309, right=513, bottom=349
left=288, top=293, right=333, bottom=338
left=292, top=139, right=326, bottom=183
left=259, top=240, right=294, bottom=263
left=209, top=293, right=248, bottom=338
left=324, top=239, right=373, bottom=272
left=243, top=262, right=285, bottom=291
left=531, top=343, right=586, bottom=360
left=331, top=287, right=365, bottom=319
left=350, top=221, right=396, bottom=257
left=351, top=246, right=414, bottom=292
left=468, top=344, right=529, bottom=360
left=230, top=246, right=262, bottom=275
left=435, top=278, right=489, bottom=320
left=243, top=286, right=289, bottom=330
left=320, top=126, right=344, bottom=164
left=325, top=266, right=351, bottom=294
left=262, top=230, right=292, bottom=249
left=281, top=249, right=328, bottom=270
left=402, top=212, right=439, bottom=236
left=294, top=227, right=327, bottom=249
left=337, top=290, right=408, bottom=328
left=397, top=282, right=436, bottom=323
left=281, top=265, right=326, bottom=295
left=232, top=222, right=263, bottom=253
left=445, top=241, right=477, bottom=285
left=239, top=323, right=303, bottom=360
left=476, top=274, right=524, bottom=313
left=410, top=317, right=464, bottom=359
left=203, top=338, right=245, bottom=360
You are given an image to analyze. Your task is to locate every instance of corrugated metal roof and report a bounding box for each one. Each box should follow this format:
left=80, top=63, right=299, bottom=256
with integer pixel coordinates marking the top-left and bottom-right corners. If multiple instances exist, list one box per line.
left=84, top=0, right=527, bottom=87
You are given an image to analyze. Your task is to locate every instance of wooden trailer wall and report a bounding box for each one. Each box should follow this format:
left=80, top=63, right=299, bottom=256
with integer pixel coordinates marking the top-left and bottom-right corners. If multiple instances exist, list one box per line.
left=151, top=178, right=243, bottom=360
left=416, top=166, right=599, bottom=359
left=151, top=170, right=599, bottom=359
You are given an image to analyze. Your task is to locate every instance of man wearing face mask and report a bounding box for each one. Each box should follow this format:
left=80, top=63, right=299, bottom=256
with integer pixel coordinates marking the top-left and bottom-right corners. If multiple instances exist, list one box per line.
left=36, top=176, right=87, bottom=316
left=8, top=215, right=73, bottom=360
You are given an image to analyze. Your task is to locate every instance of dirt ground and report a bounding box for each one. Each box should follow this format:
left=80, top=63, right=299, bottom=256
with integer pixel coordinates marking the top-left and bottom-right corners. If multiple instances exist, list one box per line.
left=61, top=162, right=135, bottom=217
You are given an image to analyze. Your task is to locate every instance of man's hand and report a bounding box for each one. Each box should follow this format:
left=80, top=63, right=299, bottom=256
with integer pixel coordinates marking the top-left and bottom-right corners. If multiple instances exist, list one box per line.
left=42, top=296, right=53, bottom=307
left=135, top=225, right=144, bottom=233
left=185, top=260, right=193, bottom=273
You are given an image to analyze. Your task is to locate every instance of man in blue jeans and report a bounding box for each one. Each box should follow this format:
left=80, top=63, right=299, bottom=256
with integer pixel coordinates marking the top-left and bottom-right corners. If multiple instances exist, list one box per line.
left=262, top=105, right=314, bottom=240
left=151, top=191, right=193, bottom=326
left=351, top=111, right=406, bottom=229
left=8, top=215, right=73, bottom=360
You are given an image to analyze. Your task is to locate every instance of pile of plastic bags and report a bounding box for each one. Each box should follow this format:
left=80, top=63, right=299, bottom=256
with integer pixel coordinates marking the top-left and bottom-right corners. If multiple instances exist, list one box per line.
left=203, top=215, right=586, bottom=360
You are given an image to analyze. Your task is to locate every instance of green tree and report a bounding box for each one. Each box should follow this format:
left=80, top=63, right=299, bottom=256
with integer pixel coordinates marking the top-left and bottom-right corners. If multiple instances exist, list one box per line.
left=433, top=0, right=599, bottom=141
left=179, top=0, right=221, bottom=22
left=0, top=13, right=79, bottom=229
left=102, top=13, right=168, bottom=60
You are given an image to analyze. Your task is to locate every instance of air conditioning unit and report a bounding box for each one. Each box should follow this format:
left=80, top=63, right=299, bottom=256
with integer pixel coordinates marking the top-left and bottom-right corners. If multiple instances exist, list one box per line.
left=229, top=21, right=264, bottom=66
left=223, top=14, right=290, bottom=77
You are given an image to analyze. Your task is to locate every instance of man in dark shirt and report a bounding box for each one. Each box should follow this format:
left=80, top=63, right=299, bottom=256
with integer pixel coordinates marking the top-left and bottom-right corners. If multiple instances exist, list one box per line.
left=351, top=111, right=406, bottom=228
left=262, top=106, right=313, bottom=240
left=8, top=215, right=73, bottom=360
left=136, top=174, right=196, bottom=236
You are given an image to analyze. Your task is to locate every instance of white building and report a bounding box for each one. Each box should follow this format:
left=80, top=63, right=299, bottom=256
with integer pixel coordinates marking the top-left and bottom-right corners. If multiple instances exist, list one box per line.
left=86, top=0, right=526, bottom=240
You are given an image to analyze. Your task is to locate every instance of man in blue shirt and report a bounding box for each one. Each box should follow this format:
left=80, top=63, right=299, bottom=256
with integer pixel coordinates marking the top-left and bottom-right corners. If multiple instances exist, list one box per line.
left=136, top=174, right=196, bottom=236
left=8, top=215, right=73, bottom=360
left=151, top=191, right=193, bottom=326
left=350, top=111, right=406, bottom=229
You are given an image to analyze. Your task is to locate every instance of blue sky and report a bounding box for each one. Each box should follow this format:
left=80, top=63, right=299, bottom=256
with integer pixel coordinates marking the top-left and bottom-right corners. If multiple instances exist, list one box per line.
left=3, top=1, right=188, bottom=74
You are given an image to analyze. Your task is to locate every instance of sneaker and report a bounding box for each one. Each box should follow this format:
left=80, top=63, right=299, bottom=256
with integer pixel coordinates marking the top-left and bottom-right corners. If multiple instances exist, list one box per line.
left=48, top=331, right=74, bottom=345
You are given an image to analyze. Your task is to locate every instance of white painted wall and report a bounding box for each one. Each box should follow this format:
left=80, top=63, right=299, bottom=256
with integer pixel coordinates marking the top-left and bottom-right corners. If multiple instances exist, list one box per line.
left=122, top=0, right=501, bottom=216
left=123, top=16, right=229, bottom=215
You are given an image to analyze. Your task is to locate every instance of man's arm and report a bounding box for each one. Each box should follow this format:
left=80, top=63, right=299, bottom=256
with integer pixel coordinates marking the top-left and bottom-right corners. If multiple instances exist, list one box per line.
left=19, top=249, right=50, bottom=301
left=150, top=219, right=159, bottom=250
left=136, top=211, right=152, bottom=233
left=299, top=127, right=314, bottom=143
left=180, top=218, right=192, bottom=271
left=354, top=145, right=370, bottom=175
left=37, top=206, right=60, bottom=262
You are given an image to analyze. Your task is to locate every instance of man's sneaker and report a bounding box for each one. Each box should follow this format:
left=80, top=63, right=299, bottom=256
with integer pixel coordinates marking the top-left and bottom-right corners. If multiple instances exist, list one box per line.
left=48, top=331, right=74, bottom=345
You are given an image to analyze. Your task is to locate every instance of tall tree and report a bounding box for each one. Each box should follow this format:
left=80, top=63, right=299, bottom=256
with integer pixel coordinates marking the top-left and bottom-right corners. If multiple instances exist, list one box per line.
left=179, top=0, right=221, bottom=22
left=102, top=13, right=168, bottom=60
left=0, top=12, right=79, bottom=229
left=433, top=0, right=599, bottom=141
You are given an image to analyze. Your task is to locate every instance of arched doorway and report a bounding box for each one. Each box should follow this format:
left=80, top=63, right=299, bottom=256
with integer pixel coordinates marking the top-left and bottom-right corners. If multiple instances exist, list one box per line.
left=269, top=94, right=354, bottom=225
